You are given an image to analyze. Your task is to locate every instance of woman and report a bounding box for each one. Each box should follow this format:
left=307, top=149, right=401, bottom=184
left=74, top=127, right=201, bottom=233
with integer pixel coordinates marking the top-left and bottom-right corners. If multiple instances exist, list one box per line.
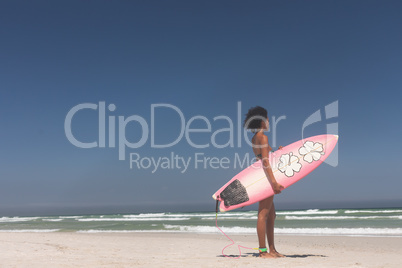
left=244, top=106, right=285, bottom=258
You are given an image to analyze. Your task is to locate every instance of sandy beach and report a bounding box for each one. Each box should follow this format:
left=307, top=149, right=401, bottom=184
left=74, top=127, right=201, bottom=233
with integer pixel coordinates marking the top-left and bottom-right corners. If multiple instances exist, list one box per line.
left=0, top=232, right=401, bottom=268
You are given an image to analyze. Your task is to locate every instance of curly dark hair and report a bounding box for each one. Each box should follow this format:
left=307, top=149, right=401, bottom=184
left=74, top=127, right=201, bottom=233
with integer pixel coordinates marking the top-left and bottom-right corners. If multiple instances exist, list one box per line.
left=243, top=106, right=268, bottom=130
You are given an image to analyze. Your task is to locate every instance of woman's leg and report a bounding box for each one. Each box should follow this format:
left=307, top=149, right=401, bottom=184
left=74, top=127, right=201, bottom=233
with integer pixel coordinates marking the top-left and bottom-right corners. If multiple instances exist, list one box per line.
left=257, top=196, right=275, bottom=258
left=266, top=202, right=284, bottom=257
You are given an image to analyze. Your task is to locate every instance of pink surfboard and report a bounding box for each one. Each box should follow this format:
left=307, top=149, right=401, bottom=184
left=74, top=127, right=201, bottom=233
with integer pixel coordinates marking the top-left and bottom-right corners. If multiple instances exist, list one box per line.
left=212, top=134, right=338, bottom=212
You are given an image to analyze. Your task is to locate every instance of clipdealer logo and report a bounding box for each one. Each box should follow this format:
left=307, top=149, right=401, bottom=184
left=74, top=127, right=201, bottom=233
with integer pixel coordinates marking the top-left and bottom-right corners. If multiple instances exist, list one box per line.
left=64, top=102, right=286, bottom=172
left=64, top=101, right=338, bottom=172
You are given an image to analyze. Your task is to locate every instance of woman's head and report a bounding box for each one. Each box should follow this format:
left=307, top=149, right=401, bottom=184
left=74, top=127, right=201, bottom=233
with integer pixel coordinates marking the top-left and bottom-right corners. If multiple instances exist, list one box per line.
left=243, top=106, right=269, bottom=132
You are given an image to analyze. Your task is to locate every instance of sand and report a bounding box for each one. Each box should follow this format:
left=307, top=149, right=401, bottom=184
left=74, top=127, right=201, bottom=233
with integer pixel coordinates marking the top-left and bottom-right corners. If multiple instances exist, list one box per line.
left=0, top=232, right=401, bottom=267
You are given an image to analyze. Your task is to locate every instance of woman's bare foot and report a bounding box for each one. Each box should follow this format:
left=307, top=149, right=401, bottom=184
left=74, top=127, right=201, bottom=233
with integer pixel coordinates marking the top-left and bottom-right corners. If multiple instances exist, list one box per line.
left=270, top=250, right=285, bottom=258
left=259, top=252, right=278, bottom=258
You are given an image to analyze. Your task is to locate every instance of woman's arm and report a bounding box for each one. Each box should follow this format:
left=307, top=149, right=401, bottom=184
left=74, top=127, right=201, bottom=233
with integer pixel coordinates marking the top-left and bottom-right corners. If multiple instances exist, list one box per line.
left=259, top=135, right=283, bottom=194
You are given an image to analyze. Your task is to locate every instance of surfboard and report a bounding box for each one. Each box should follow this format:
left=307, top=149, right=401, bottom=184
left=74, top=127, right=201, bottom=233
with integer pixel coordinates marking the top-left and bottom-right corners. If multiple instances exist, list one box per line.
left=212, top=134, right=338, bottom=212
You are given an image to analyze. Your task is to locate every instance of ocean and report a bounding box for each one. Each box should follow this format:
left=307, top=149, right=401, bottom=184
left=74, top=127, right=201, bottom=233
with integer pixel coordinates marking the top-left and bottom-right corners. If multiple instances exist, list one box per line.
left=1, top=208, right=401, bottom=237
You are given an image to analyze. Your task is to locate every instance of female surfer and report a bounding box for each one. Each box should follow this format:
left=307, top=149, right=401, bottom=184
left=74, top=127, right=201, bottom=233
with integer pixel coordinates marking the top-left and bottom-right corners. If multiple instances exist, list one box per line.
left=244, top=106, right=285, bottom=258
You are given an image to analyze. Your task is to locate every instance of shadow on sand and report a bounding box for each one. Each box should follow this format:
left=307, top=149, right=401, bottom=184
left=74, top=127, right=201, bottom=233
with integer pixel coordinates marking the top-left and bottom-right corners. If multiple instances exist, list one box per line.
left=217, top=253, right=328, bottom=258
left=283, top=254, right=327, bottom=258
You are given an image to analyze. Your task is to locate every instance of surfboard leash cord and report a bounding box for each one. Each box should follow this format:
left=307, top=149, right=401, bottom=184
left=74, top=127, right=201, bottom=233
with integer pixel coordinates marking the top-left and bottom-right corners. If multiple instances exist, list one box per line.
left=215, top=200, right=259, bottom=259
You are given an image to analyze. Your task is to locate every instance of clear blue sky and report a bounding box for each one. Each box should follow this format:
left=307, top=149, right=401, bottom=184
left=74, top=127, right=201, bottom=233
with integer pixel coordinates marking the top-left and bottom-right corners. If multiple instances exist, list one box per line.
left=1, top=0, right=401, bottom=216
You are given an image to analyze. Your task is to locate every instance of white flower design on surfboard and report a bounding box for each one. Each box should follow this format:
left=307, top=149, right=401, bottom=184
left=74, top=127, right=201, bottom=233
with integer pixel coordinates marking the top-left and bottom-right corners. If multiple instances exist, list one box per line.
left=278, top=152, right=302, bottom=177
left=299, top=141, right=325, bottom=163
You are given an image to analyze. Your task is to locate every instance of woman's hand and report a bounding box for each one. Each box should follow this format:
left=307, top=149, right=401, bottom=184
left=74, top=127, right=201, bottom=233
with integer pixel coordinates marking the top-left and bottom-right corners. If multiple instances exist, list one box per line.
left=272, top=181, right=284, bottom=194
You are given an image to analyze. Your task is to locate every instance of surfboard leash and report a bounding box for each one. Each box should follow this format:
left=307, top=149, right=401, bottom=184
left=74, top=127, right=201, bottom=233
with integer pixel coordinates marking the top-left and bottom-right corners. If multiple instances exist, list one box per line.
left=215, top=200, right=259, bottom=259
